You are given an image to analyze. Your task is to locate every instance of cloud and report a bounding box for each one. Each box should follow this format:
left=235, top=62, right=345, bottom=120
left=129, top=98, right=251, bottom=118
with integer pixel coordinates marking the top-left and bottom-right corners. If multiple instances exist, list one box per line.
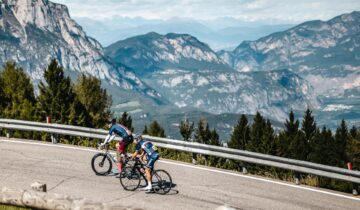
left=52, top=0, right=360, bottom=23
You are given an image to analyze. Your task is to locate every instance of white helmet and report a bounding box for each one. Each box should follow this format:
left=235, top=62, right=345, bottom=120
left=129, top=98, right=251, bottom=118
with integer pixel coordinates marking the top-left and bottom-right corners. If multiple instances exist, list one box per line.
left=133, top=134, right=142, bottom=143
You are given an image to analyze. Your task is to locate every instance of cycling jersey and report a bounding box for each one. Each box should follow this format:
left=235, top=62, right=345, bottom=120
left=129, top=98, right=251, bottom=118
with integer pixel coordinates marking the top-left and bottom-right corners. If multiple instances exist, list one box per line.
left=135, top=139, right=159, bottom=169
left=135, top=139, right=158, bottom=155
left=109, top=124, right=132, bottom=138
left=103, top=124, right=133, bottom=146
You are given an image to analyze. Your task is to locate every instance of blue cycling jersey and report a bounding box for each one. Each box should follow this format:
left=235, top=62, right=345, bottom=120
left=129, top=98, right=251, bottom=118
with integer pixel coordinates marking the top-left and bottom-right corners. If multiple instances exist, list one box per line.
left=135, top=139, right=158, bottom=155
left=108, top=124, right=132, bottom=138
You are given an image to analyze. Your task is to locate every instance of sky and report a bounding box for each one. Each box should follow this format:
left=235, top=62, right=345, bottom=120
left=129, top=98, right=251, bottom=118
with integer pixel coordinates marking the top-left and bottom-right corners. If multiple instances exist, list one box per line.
left=52, top=0, right=360, bottom=24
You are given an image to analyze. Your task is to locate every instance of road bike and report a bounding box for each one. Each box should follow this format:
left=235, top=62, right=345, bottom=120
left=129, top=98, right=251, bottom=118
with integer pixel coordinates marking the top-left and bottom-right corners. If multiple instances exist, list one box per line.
left=91, top=143, right=128, bottom=175
left=120, top=157, right=172, bottom=194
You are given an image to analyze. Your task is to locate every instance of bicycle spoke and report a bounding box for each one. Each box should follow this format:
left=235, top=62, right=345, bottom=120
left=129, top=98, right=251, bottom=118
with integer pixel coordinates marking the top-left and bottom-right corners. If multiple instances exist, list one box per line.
left=91, top=153, right=112, bottom=175
left=120, top=166, right=141, bottom=191
left=152, top=170, right=172, bottom=194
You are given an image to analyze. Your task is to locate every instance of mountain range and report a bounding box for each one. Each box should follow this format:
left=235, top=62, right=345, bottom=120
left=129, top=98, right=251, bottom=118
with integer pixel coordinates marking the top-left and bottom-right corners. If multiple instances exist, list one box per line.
left=75, top=16, right=293, bottom=50
left=219, top=11, right=360, bottom=98
left=105, top=32, right=320, bottom=120
left=0, top=0, right=359, bottom=140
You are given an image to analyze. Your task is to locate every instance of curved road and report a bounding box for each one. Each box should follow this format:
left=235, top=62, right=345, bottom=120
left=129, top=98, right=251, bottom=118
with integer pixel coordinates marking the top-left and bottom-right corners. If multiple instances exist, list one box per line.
left=1, top=137, right=360, bottom=210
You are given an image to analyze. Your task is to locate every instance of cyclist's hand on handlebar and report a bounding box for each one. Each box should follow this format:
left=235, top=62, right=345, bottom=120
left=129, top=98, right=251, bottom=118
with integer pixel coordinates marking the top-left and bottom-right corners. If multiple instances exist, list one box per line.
left=98, top=143, right=106, bottom=150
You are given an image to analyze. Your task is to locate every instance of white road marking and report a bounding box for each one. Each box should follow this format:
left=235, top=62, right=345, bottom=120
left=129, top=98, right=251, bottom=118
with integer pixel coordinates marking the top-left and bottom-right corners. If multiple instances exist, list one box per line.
left=1, top=138, right=360, bottom=202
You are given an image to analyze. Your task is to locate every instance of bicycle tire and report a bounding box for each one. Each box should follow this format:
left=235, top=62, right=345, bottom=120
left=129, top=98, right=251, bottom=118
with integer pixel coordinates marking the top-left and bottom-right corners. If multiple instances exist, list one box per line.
left=91, top=153, right=112, bottom=175
left=152, top=169, right=172, bottom=194
left=120, top=166, right=141, bottom=191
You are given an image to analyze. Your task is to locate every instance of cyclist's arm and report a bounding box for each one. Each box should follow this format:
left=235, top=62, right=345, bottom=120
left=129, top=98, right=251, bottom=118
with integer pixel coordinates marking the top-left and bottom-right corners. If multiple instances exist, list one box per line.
left=132, top=150, right=139, bottom=159
left=103, top=134, right=116, bottom=144
left=140, top=150, right=145, bottom=157
left=131, top=143, right=141, bottom=159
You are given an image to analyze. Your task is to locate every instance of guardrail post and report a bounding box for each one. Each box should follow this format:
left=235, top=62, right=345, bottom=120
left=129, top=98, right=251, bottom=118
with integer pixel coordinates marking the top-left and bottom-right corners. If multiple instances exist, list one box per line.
left=51, top=134, right=57, bottom=144
left=294, top=172, right=300, bottom=185
left=242, top=163, right=248, bottom=174
left=348, top=162, right=358, bottom=196
left=6, top=129, right=11, bottom=138
left=46, top=116, right=57, bottom=144
left=192, top=153, right=197, bottom=164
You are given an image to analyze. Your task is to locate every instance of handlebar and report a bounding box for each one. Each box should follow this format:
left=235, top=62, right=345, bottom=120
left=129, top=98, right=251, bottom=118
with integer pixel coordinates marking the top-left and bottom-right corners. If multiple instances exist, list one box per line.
left=97, top=143, right=109, bottom=150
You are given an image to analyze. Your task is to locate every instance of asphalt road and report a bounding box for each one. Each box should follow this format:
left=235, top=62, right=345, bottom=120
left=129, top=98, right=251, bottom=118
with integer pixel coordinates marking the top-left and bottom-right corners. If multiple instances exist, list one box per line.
left=1, top=137, right=360, bottom=210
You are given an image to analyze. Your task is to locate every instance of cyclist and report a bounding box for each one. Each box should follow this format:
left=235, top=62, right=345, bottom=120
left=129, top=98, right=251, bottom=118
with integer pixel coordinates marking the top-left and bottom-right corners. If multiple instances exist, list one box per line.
left=100, top=118, right=133, bottom=178
left=131, top=134, right=159, bottom=192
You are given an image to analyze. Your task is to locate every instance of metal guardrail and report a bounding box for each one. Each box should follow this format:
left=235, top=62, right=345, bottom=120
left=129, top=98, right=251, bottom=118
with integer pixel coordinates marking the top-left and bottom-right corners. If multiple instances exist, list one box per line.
left=1, top=119, right=360, bottom=188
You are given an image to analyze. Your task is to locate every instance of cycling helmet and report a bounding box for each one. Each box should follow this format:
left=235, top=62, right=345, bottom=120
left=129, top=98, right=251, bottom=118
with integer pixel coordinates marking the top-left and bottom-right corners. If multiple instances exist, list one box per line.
left=133, top=134, right=142, bottom=142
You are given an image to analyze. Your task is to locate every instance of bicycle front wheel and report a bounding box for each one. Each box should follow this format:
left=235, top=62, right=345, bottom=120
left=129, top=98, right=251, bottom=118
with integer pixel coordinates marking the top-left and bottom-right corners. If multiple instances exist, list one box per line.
left=152, top=169, right=172, bottom=194
left=91, top=153, right=112, bottom=175
left=120, top=166, right=141, bottom=191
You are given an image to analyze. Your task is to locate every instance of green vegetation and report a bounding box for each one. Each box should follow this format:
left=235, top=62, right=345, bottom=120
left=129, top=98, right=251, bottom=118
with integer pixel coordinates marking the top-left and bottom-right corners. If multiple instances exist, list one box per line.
left=0, top=60, right=111, bottom=144
left=0, top=62, right=35, bottom=120
left=0, top=60, right=359, bottom=193
left=0, top=204, right=32, bottom=210
left=149, top=108, right=360, bottom=193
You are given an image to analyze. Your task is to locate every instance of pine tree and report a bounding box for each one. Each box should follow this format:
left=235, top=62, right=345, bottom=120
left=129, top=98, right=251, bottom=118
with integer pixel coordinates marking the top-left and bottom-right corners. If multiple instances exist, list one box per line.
left=208, top=128, right=222, bottom=166
left=74, top=73, right=112, bottom=127
left=278, top=110, right=300, bottom=158
left=334, top=119, right=349, bottom=167
left=285, top=110, right=300, bottom=136
left=143, top=125, right=148, bottom=134
left=209, top=128, right=221, bottom=146
left=0, top=61, right=36, bottom=120
left=0, top=73, right=7, bottom=117
left=147, top=121, right=166, bottom=137
left=260, top=119, right=276, bottom=155
left=350, top=125, right=358, bottom=139
left=179, top=118, right=194, bottom=141
left=248, top=112, right=265, bottom=152
left=194, top=118, right=211, bottom=144
left=301, top=108, right=316, bottom=160
left=68, top=97, right=88, bottom=126
left=36, top=59, right=75, bottom=124
left=308, top=127, right=328, bottom=164
left=347, top=126, right=360, bottom=170
left=228, top=114, right=250, bottom=150
left=118, top=112, right=134, bottom=132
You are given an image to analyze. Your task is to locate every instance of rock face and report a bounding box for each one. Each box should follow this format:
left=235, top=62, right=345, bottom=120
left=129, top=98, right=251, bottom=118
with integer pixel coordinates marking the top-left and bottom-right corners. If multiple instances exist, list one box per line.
left=145, top=68, right=320, bottom=121
left=219, top=11, right=360, bottom=97
left=0, top=0, right=161, bottom=99
left=105, top=32, right=232, bottom=76
left=105, top=32, right=321, bottom=121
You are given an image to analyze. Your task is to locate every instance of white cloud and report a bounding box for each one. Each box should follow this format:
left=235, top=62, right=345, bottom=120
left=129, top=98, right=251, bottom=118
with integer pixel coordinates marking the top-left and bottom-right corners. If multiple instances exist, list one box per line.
left=52, top=0, right=360, bottom=24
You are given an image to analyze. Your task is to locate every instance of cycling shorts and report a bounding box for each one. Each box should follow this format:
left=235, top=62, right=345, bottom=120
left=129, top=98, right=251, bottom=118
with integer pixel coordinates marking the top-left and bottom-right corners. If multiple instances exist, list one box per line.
left=117, top=135, right=133, bottom=153
left=145, top=152, right=159, bottom=169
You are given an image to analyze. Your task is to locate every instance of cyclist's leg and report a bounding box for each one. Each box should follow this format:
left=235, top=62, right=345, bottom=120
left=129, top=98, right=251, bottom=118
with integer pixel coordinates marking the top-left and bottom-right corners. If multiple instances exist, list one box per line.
left=145, top=153, right=159, bottom=188
left=117, top=141, right=126, bottom=173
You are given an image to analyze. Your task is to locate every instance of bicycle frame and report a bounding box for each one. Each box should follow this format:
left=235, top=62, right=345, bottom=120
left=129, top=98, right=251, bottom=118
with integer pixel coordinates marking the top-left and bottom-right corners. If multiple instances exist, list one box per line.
left=102, top=143, right=131, bottom=161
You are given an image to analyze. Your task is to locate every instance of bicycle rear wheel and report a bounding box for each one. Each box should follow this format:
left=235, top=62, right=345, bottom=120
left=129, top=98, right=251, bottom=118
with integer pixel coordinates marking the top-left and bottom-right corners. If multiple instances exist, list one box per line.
left=120, top=166, right=141, bottom=191
left=91, top=153, right=112, bottom=175
left=152, top=169, right=172, bottom=194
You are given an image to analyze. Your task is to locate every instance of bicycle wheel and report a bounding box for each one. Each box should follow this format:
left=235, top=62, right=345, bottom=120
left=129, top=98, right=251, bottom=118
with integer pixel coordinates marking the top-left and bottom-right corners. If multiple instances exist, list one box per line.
left=152, top=169, right=172, bottom=194
left=91, top=153, right=112, bottom=175
left=120, top=166, right=141, bottom=191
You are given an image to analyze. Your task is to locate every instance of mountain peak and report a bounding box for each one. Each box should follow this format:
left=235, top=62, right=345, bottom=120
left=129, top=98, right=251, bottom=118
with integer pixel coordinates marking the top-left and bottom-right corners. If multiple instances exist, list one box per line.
left=4, top=0, right=66, bottom=31
left=144, top=31, right=162, bottom=38
left=0, top=0, right=163, bottom=102
left=106, top=32, right=231, bottom=76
